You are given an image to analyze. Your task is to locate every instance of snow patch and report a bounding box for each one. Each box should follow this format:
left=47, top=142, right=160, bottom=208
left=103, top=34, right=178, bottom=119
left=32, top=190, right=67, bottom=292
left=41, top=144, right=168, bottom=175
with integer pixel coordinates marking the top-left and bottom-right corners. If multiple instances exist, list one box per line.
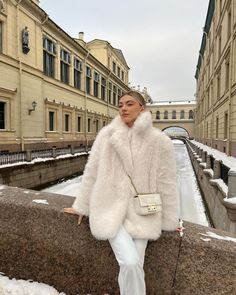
left=0, top=274, right=66, bottom=295
left=199, top=231, right=236, bottom=243
left=32, top=199, right=49, bottom=205
left=224, top=197, right=236, bottom=205
left=0, top=185, right=6, bottom=190
left=200, top=237, right=211, bottom=242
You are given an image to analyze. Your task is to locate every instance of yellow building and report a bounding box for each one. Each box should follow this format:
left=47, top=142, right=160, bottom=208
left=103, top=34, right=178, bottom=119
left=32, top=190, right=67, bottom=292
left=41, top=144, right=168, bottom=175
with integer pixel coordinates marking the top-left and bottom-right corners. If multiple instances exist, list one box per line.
left=0, top=0, right=129, bottom=152
left=195, top=0, right=236, bottom=156
left=146, top=101, right=196, bottom=138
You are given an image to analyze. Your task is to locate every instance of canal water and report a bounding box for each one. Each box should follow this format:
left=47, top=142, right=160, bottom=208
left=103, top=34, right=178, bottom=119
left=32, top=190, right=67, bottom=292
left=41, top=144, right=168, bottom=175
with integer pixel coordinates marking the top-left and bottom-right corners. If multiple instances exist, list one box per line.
left=42, top=140, right=210, bottom=227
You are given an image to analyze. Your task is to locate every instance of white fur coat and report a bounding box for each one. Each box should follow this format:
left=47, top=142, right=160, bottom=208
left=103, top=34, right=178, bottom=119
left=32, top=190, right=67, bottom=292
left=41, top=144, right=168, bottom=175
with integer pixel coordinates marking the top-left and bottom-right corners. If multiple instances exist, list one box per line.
left=73, top=111, right=180, bottom=240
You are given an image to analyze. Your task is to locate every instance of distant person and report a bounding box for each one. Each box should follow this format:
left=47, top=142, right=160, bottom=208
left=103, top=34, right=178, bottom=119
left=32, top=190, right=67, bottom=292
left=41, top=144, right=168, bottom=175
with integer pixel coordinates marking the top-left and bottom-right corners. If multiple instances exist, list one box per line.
left=64, top=90, right=179, bottom=295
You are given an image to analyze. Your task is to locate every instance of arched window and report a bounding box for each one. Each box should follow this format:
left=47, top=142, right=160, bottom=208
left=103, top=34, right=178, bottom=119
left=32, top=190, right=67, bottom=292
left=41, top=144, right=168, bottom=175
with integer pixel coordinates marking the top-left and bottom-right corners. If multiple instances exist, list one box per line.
left=180, top=110, right=185, bottom=119
left=189, top=110, right=194, bottom=119
left=156, top=111, right=160, bottom=119
left=172, top=110, right=176, bottom=119
left=164, top=110, right=168, bottom=119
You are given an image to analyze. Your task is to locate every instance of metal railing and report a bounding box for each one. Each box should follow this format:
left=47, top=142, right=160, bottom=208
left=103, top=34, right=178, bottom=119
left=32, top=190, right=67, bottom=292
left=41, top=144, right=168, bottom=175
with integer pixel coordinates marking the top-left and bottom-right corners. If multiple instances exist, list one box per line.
left=0, top=152, right=27, bottom=166
left=0, top=145, right=90, bottom=166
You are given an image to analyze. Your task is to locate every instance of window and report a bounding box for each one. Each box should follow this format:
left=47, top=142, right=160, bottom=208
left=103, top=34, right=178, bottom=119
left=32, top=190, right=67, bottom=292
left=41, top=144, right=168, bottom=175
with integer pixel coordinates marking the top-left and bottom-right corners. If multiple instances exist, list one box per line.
left=224, top=112, right=228, bottom=139
left=87, top=118, right=91, bottom=132
left=60, top=49, right=71, bottom=84
left=0, top=21, right=2, bottom=53
left=74, top=58, right=82, bottom=90
left=113, top=61, right=116, bottom=74
left=78, top=116, right=81, bottom=132
left=117, top=67, right=120, bottom=78
left=180, top=110, right=185, bottom=119
left=94, top=72, right=100, bottom=98
left=101, top=77, right=106, bottom=100
left=0, top=102, right=5, bottom=129
left=164, top=111, right=168, bottom=119
left=189, top=110, right=194, bottom=119
left=218, top=31, right=222, bottom=60
left=172, top=110, right=176, bottom=119
left=225, top=60, right=230, bottom=91
left=156, top=111, right=160, bottom=119
left=108, top=82, right=112, bottom=104
left=65, top=114, right=70, bottom=132
left=118, top=88, right=122, bottom=101
left=217, top=71, right=221, bottom=99
left=227, top=9, right=232, bottom=39
left=121, top=71, right=124, bottom=81
left=216, top=117, right=219, bottom=139
left=103, top=121, right=106, bottom=127
left=43, top=36, right=56, bottom=78
left=86, top=66, right=92, bottom=94
left=95, top=119, right=99, bottom=133
left=113, top=85, right=117, bottom=105
left=49, top=111, right=55, bottom=131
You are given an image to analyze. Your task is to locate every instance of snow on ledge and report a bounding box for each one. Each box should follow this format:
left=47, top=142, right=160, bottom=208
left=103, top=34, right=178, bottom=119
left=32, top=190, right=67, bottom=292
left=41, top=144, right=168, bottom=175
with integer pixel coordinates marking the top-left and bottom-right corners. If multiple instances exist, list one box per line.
left=210, top=179, right=228, bottom=196
left=0, top=152, right=88, bottom=169
left=190, top=140, right=236, bottom=170
left=203, top=168, right=214, bottom=177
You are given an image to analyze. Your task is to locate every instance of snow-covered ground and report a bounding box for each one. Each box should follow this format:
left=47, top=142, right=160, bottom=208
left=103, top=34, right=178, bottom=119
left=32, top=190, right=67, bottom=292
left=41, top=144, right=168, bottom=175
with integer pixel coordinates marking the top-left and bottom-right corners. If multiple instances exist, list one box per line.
left=173, top=140, right=209, bottom=226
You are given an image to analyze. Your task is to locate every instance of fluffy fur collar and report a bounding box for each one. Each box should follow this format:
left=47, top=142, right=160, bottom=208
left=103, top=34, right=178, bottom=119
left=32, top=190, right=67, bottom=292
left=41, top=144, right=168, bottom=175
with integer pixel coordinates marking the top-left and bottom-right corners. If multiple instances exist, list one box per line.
left=108, top=110, right=153, bottom=135
left=107, top=111, right=153, bottom=176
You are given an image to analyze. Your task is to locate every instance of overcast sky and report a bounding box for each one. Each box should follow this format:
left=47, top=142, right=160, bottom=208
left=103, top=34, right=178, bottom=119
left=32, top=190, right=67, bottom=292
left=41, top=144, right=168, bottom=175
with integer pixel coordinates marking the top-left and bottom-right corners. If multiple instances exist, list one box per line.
left=39, top=0, right=209, bottom=101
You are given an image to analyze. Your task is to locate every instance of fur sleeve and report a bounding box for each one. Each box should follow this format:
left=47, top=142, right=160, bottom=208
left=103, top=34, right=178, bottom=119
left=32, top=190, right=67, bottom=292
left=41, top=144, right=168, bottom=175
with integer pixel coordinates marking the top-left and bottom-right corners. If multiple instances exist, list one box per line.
left=158, top=136, right=180, bottom=231
left=72, top=131, right=103, bottom=216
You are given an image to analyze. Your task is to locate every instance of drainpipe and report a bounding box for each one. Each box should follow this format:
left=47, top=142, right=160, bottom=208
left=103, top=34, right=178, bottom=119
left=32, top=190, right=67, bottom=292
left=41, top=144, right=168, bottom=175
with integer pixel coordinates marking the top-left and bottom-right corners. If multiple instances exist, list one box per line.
left=83, top=51, right=90, bottom=150
left=106, top=70, right=112, bottom=121
left=227, top=11, right=234, bottom=156
left=16, top=0, right=24, bottom=150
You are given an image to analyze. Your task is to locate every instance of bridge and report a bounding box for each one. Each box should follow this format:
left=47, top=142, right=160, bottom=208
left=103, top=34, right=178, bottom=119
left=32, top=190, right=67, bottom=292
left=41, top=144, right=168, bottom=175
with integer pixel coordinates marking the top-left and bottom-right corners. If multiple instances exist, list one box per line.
left=0, top=185, right=235, bottom=294
left=0, top=142, right=236, bottom=294
left=147, top=100, right=196, bottom=138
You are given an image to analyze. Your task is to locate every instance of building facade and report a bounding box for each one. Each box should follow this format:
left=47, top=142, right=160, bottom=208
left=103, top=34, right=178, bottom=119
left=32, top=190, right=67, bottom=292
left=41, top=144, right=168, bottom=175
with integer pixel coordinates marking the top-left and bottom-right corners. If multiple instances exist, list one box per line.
left=146, top=101, right=196, bottom=138
left=0, top=0, right=130, bottom=152
left=195, top=0, right=236, bottom=156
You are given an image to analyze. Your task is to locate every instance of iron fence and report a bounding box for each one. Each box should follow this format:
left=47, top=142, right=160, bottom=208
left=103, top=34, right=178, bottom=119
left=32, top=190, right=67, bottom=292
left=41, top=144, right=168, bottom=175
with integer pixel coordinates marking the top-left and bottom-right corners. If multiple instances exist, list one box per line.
left=0, top=151, right=27, bottom=166
left=0, top=146, right=89, bottom=166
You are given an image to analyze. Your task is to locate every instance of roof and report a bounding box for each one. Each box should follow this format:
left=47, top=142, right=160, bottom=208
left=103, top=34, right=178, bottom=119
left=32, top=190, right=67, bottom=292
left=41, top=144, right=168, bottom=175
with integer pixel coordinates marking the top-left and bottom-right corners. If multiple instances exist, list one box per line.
left=195, top=0, right=215, bottom=79
left=147, top=100, right=196, bottom=106
left=87, top=39, right=129, bottom=69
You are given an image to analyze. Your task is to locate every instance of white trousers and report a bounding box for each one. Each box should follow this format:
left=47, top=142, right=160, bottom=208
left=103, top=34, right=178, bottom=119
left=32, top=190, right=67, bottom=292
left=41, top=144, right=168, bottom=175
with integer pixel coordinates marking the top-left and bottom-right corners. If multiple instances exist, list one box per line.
left=109, top=225, right=148, bottom=295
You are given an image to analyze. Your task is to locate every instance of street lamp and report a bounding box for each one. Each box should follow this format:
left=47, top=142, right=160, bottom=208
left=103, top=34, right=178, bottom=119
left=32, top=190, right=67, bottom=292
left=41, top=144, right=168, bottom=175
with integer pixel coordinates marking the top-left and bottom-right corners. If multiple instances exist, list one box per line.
left=28, top=101, right=37, bottom=115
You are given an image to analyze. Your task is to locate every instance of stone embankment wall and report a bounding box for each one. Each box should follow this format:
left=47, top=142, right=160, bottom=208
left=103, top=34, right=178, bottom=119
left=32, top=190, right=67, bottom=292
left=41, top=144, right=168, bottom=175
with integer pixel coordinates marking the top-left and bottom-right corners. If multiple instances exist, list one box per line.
left=186, top=140, right=236, bottom=233
left=0, top=154, right=88, bottom=189
left=0, top=185, right=235, bottom=295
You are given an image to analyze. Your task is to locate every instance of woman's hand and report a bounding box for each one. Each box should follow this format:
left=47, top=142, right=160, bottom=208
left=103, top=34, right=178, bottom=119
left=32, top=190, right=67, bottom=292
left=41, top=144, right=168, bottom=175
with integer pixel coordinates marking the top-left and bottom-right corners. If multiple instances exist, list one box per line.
left=64, top=207, right=84, bottom=225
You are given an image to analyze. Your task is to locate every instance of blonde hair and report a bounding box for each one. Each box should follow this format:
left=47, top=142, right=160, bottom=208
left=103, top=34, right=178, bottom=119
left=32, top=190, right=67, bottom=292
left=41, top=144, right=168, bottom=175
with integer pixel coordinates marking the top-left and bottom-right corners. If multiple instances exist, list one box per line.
left=120, top=91, right=146, bottom=106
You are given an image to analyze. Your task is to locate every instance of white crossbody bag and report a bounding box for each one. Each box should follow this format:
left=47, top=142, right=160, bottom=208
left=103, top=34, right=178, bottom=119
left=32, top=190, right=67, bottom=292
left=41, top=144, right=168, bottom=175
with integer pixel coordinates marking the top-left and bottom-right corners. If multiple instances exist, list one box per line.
left=127, top=175, right=162, bottom=216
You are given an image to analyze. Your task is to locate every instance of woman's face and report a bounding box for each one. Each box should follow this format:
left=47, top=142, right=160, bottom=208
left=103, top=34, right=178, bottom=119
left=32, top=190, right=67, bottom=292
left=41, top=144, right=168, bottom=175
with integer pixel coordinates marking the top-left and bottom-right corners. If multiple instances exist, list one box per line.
left=118, top=95, right=144, bottom=127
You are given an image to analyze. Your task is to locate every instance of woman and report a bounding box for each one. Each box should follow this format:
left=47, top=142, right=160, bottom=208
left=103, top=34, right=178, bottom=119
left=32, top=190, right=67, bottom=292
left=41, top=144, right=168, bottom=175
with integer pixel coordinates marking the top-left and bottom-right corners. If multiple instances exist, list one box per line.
left=64, top=90, right=179, bottom=295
